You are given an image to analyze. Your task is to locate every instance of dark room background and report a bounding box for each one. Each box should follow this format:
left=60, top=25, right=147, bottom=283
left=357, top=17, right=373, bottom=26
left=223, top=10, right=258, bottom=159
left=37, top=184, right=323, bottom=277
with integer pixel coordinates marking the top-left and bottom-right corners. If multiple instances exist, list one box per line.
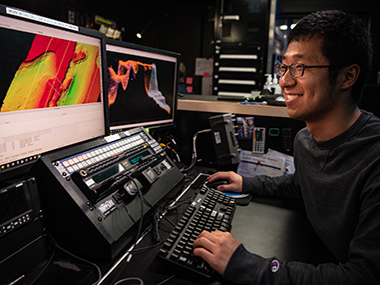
left=1, top=0, right=379, bottom=95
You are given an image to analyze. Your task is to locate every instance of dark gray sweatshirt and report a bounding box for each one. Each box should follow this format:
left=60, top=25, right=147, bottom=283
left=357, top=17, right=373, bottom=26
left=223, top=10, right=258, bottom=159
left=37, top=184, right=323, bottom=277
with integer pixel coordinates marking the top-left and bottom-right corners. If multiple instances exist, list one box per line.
left=223, top=111, right=380, bottom=284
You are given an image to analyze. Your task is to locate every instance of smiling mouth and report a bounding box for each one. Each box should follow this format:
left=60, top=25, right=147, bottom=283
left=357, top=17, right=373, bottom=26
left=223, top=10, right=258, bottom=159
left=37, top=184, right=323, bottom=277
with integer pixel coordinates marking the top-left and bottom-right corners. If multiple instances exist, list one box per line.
left=286, top=94, right=303, bottom=101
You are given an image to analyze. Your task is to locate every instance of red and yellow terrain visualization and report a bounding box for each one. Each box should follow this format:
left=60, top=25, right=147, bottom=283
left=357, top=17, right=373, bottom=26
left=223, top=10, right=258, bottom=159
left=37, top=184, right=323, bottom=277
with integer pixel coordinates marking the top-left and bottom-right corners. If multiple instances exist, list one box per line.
left=0, top=34, right=101, bottom=112
left=108, top=60, right=171, bottom=114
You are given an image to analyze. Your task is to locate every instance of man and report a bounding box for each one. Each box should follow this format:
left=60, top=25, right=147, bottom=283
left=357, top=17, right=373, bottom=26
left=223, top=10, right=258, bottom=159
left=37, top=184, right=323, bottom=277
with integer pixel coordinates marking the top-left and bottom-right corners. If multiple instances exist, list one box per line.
left=193, top=10, right=379, bottom=284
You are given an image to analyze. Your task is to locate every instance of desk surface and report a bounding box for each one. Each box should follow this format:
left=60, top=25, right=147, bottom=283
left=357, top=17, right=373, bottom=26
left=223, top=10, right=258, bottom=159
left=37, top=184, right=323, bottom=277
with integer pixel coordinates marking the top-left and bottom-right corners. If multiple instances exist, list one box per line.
left=177, top=95, right=289, bottom=118
left=24, top=172, right=335, bottom=285
left=96, top=178, right=335, bottom=285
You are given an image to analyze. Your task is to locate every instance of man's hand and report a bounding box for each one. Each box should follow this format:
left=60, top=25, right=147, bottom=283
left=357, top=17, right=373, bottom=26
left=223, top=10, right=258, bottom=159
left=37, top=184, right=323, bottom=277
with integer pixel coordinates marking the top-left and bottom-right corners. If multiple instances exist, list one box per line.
left=193, top=230, right=241, bottom=275
left=207, top=171, right=243, bottom=193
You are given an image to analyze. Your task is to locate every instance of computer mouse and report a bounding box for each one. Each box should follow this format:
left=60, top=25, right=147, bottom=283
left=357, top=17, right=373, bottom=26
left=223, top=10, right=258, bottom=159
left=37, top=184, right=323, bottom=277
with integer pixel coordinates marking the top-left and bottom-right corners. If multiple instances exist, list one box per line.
left=205, top=179, right=229, bottom=189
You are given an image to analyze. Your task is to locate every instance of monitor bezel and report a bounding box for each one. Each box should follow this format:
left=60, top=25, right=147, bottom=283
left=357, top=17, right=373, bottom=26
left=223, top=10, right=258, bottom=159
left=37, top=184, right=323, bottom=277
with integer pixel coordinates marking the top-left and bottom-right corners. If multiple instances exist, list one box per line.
left=104, top=38, right=180, bottom=133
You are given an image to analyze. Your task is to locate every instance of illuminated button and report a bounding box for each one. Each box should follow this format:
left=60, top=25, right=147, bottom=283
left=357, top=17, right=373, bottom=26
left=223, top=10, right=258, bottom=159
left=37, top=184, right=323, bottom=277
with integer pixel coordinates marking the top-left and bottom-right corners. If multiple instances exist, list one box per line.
left=82, top=154, right=88, bottom=159
left=63, top=161, right=70, bottom=167
left=73, top=157, right=79, bottom=163
left=72, top=165, right=79, bottom=171
left=67, top=166, right=74, bottom=173
left=68, top=159, right=74, bottom=165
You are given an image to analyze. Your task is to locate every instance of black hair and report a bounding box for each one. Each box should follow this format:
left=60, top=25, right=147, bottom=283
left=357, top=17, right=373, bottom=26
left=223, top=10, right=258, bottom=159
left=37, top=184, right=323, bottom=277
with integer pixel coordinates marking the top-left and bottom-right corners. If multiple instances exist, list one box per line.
left=288, top=10, right=373, bottom=103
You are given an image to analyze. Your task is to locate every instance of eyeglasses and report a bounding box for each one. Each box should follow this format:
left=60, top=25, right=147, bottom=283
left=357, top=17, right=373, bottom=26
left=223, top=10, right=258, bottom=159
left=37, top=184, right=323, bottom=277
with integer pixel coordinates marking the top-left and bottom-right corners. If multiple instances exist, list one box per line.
left=274, top=63, right=331, bottom=78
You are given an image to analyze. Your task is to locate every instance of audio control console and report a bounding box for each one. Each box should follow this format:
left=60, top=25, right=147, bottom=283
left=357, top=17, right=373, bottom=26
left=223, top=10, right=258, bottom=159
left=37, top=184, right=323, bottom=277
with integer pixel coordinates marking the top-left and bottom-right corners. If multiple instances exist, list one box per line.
left=31, top=127, right=184, bottom=263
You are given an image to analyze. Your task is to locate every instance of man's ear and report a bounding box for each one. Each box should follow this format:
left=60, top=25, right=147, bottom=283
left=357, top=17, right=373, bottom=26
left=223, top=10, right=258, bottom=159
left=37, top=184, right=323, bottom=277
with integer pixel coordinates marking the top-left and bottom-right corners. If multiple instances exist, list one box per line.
left=340, top=64, right=360, bottom=90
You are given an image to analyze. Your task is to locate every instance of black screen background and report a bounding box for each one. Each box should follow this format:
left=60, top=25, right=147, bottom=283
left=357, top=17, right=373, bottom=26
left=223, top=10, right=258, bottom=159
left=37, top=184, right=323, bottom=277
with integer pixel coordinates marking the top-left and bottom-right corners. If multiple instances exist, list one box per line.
left=106, top=49, right=176, bottom=128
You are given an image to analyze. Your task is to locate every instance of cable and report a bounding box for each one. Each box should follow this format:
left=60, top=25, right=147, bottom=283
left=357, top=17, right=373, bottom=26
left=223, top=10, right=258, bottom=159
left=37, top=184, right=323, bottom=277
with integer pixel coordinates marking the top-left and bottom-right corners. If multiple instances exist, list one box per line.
left=123, top=205, right=137, bottom=224
left=181, top=129, right=211, bottom=173
left=49, top=235, right=102, bottom=285
left=142, top=198, right=169, bottom=241
left=98, top=224, right=153, bottom=285
left=96, top=175, right=145, bottom=285
left=132, top=240, right=164, bottom=253
left=152, top=210, right=161, bottom=243
left=166, top=200, right=191, bottom=211
left=28, top=241, right=56, bottom=285
left=127, top=175, right=145, bottom=245
left=159, top=143, right=181, bottom=163
left=156, top=274, right=176, bottom=285
left=113, top=277, right=144, bottom=285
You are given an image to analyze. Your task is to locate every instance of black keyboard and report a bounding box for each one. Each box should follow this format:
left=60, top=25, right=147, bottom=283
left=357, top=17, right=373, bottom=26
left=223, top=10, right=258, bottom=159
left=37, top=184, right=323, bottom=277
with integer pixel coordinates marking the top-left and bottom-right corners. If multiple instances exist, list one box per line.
left=156, top=183, right=236, bottom=278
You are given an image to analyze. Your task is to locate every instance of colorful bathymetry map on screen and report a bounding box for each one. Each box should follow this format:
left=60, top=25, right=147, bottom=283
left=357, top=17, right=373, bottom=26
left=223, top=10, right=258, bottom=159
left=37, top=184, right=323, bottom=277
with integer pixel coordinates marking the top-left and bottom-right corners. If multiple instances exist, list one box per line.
left=108, top=60, right=171, bottom=114
left=0, top=34, right=101, bottom=112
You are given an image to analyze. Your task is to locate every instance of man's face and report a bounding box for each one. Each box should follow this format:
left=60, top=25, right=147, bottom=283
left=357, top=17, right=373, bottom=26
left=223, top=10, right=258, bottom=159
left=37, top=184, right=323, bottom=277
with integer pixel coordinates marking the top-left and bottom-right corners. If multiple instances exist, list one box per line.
left=280, top=36, right=340, bottom=122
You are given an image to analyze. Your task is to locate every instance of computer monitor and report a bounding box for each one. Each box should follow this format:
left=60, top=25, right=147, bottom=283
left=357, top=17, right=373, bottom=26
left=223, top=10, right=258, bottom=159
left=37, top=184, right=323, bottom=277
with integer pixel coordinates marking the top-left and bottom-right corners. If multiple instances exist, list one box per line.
left=0, top=5, right=107, bottom=180
left=105, top=38, right=180, bottom=132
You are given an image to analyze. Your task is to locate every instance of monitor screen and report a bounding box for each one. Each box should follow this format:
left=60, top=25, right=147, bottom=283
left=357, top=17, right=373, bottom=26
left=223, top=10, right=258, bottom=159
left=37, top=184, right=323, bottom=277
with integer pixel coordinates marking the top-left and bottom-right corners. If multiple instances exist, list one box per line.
left=0, top=6, right=107, bottom=178
left=105, top=39, right=180, bottom=132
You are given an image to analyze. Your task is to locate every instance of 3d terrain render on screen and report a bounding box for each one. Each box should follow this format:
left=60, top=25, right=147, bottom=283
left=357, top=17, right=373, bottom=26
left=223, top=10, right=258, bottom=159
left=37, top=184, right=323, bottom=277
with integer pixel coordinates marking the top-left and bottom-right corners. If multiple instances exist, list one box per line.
left=107, top=60, right=171, bottom=114
left=0, top=11, right=105, bottom=173
left=1, top=34, right=101, bottom=111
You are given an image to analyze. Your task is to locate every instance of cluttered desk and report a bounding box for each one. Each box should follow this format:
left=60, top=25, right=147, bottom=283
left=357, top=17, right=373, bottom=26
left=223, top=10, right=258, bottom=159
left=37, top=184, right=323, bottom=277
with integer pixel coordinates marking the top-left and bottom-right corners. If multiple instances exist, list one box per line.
left=12, top=169, right=335, bottom=285
left=96, top=173, right=335, bottom=285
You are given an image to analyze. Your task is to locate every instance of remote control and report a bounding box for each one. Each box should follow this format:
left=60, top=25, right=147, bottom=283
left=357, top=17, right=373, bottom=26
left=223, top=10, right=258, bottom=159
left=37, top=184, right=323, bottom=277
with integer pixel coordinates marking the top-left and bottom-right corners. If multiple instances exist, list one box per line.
left=253, top=127, right=265, bottom=153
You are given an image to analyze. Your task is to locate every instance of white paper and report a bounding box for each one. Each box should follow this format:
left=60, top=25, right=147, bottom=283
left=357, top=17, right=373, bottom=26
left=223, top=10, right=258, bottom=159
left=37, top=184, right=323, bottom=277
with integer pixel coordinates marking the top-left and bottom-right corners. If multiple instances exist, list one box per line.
left=267, top=148, right=295, bottom=175
left=195, top=57, right=213, bottom=76
left=237, top=150, right=284, bottom=177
